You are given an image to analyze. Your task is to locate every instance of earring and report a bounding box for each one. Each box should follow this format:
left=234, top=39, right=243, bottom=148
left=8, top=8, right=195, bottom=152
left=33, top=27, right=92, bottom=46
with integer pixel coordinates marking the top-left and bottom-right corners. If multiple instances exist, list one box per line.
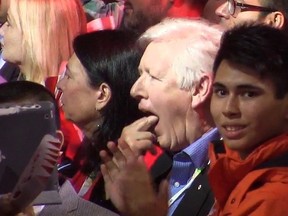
left=95, top=123, right=102, bottom=133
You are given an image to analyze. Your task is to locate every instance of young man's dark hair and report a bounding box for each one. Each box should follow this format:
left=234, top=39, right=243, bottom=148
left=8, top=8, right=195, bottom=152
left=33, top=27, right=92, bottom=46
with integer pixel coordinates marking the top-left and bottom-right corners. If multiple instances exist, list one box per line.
left=213, top=23, right=288, bottom=98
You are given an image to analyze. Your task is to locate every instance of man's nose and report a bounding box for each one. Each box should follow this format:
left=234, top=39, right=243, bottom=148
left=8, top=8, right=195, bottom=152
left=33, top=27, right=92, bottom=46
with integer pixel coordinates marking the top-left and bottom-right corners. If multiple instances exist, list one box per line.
left=130, top=75, right=148, bottom=100
left=215, top=2, right=230, bottom=19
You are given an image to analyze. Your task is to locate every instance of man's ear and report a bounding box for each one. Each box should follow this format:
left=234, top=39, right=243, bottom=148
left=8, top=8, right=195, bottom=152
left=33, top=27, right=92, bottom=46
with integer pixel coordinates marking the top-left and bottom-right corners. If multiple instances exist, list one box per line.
left=264, top=11, right=285, bottom=29
left=95, top=83, right=112, bottom=111
left=191, top=74, right=213, bottom=109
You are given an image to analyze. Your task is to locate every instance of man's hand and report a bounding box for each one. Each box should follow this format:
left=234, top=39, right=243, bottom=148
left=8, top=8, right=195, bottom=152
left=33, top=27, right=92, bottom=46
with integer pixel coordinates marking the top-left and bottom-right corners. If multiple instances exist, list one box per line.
left=118, top=115, right=158, bottom=156
left=100, top=141, right=168, bottom=216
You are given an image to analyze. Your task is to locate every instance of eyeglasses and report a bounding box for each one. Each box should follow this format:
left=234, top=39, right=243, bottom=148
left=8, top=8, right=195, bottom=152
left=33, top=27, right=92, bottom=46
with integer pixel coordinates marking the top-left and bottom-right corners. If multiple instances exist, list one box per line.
left=227, top=0, right=277, bottom=16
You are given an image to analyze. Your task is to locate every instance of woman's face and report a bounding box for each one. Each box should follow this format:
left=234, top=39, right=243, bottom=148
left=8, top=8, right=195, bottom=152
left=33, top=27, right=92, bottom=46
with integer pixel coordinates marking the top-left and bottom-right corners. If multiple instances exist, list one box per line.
left=1, top=9, right=23, bottom=65
left=57, top=54, right=100, bottom=129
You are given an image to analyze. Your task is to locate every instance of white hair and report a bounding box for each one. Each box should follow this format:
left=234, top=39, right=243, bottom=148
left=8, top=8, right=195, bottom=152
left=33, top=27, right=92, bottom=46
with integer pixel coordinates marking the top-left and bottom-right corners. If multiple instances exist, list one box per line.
left=138, top=18, right=223, bottom=91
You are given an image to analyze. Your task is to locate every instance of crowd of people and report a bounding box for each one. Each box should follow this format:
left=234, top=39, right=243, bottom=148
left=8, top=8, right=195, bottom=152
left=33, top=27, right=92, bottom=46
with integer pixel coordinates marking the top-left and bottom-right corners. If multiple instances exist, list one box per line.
left=0, top=0, right=288, bottom=215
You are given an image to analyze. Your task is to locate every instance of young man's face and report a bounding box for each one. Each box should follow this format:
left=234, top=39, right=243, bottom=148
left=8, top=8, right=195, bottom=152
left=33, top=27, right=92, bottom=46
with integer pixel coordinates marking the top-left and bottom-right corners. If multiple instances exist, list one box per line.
left=212, top=0, right=266, bottom=28
left=211, top=60, right=288, bottom=158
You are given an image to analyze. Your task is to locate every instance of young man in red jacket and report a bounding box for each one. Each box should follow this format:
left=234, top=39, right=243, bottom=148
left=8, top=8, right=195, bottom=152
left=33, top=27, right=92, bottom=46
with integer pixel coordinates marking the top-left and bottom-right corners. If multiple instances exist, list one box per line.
left=209, top=23, right=288, bottom=216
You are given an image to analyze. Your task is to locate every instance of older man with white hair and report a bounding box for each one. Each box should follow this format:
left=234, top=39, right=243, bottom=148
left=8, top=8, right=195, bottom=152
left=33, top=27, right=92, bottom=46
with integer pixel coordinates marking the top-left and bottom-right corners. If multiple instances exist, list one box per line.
left=100, top=18, right=223, bottom=216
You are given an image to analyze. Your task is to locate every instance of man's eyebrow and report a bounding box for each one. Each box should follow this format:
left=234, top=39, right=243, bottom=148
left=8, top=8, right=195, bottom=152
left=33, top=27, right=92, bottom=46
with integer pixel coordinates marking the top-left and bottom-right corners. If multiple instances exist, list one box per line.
left=212, top=82, right=263, bottom=91
left=236, top=84, right=262, bottom=90
left=212, top=82, right=225, bottom=88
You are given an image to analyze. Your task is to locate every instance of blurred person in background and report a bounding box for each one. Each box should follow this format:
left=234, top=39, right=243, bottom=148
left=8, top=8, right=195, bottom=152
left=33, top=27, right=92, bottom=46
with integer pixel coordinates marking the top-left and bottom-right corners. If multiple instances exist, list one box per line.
left=203, top=0, right=288, bottom=31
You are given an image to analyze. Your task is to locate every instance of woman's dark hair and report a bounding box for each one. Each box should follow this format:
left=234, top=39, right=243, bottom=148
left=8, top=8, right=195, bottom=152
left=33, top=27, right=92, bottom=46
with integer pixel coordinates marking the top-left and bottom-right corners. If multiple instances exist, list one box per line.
left=73, top=30, right=143, bottom=173
left=213, top=23, right=288, bottom=99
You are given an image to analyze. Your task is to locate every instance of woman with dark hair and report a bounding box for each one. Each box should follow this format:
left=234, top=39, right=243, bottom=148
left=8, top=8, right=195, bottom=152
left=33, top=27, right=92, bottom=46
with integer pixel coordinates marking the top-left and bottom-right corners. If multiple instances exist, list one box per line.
left=57, top=29, right=143, bottom=212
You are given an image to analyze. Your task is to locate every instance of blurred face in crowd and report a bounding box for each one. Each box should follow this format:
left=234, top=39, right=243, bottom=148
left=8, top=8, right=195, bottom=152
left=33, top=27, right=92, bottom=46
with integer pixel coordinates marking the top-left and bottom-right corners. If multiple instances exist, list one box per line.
left=205, top=0, right=274, bottom=29
left=203, top=0, right=225, bottom=23
left=121, top=0, right=172, bottom=34
left=211, top=60, right=288, bottom=159
left=57, top=54, right=101, bottom=131
left=1, top=9, right=23, bottom=65
left=0, top=0, right=10, bottom=24
left=131, top=41, right=199, bottom=152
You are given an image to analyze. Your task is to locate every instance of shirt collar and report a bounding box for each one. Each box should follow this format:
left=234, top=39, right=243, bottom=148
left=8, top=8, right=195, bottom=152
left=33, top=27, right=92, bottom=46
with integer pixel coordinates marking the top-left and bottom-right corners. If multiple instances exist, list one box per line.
left=181, top=128, right=220, bottom=168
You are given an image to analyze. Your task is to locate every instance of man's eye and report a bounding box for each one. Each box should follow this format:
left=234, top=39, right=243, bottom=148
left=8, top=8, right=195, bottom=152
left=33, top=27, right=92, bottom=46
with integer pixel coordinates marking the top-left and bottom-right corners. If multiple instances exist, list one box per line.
left=64, top=72, right=70, bottom=79
left=242, top=91, right=258, bottom=98
left=148, top=73, right=161, bottom=81
left=149, top=74, right=156, bottom=79
left=213, top=88, right=227, bottom=97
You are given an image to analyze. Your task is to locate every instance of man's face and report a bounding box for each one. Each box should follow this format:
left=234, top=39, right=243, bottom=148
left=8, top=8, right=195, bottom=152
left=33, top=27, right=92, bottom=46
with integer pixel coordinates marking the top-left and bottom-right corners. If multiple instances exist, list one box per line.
left=121, top=0, right=171, bottom=34
left=1, top=10, right=23, bottom=65
left=211, top=60, right=288, bottom=158
left=57, top=54, right=99, bottom=129
left=214, top=0, right=265, bottom=29
left=203, top=0, right=226, bottom=24
left=130, top=42, right=194, bottom=152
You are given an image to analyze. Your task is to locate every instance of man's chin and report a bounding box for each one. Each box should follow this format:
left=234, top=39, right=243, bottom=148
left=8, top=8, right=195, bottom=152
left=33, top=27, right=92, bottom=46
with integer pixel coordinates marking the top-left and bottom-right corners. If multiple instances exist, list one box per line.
left=156, top=136, right=167, bottom=149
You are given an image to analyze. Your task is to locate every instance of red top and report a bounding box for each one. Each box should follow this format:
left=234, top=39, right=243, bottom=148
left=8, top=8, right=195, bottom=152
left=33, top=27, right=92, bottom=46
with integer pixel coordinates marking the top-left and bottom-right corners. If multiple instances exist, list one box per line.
left=209, top=133, right=288, bottom=216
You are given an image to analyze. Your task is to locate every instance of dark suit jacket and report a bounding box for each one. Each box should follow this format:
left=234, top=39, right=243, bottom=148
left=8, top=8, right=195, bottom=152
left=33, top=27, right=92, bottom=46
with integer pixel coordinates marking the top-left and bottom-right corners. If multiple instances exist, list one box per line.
left=172, top=164, right=214, bottom=216
left=151, top=152, right=214, bottom=216
left=39, top=181, right=119, bottom=216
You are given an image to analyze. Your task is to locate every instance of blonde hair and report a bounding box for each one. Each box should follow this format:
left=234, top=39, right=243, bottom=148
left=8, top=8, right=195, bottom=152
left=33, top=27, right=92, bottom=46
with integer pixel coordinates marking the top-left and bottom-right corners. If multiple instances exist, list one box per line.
left=9, top=0, right=87, bottom=83
left=138, top=18, right=223, bottom=91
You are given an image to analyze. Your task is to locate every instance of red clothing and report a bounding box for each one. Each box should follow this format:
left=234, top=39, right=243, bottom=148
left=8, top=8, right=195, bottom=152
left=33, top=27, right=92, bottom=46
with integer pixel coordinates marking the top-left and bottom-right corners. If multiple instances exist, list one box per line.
left=87, top=16, right=117, bottom=32
left=209, top=134, right=288, bottom=216
left=59, top=109, right=83, bottom=160
left=143, top=145, right=163, bottom=170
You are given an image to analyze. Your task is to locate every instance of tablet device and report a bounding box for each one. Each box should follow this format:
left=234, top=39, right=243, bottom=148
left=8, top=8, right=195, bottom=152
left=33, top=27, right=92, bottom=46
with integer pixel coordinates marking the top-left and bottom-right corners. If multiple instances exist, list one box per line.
left=0, top=101, right=62, bottom=206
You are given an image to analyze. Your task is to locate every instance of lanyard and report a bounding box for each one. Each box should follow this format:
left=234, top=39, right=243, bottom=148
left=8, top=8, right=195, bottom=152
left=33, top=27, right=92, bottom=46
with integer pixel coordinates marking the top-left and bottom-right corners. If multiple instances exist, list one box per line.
left=78, top=170, right=98, bottom=197
left=78, top=176, right=94, bottom=197
left=168, top=168, right=202, bottom=207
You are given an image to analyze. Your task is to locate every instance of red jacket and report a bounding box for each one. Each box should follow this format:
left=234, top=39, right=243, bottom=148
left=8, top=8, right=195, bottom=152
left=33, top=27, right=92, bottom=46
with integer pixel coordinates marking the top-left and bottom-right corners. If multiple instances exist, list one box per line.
left=209, top=133, right=288, bottom=216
